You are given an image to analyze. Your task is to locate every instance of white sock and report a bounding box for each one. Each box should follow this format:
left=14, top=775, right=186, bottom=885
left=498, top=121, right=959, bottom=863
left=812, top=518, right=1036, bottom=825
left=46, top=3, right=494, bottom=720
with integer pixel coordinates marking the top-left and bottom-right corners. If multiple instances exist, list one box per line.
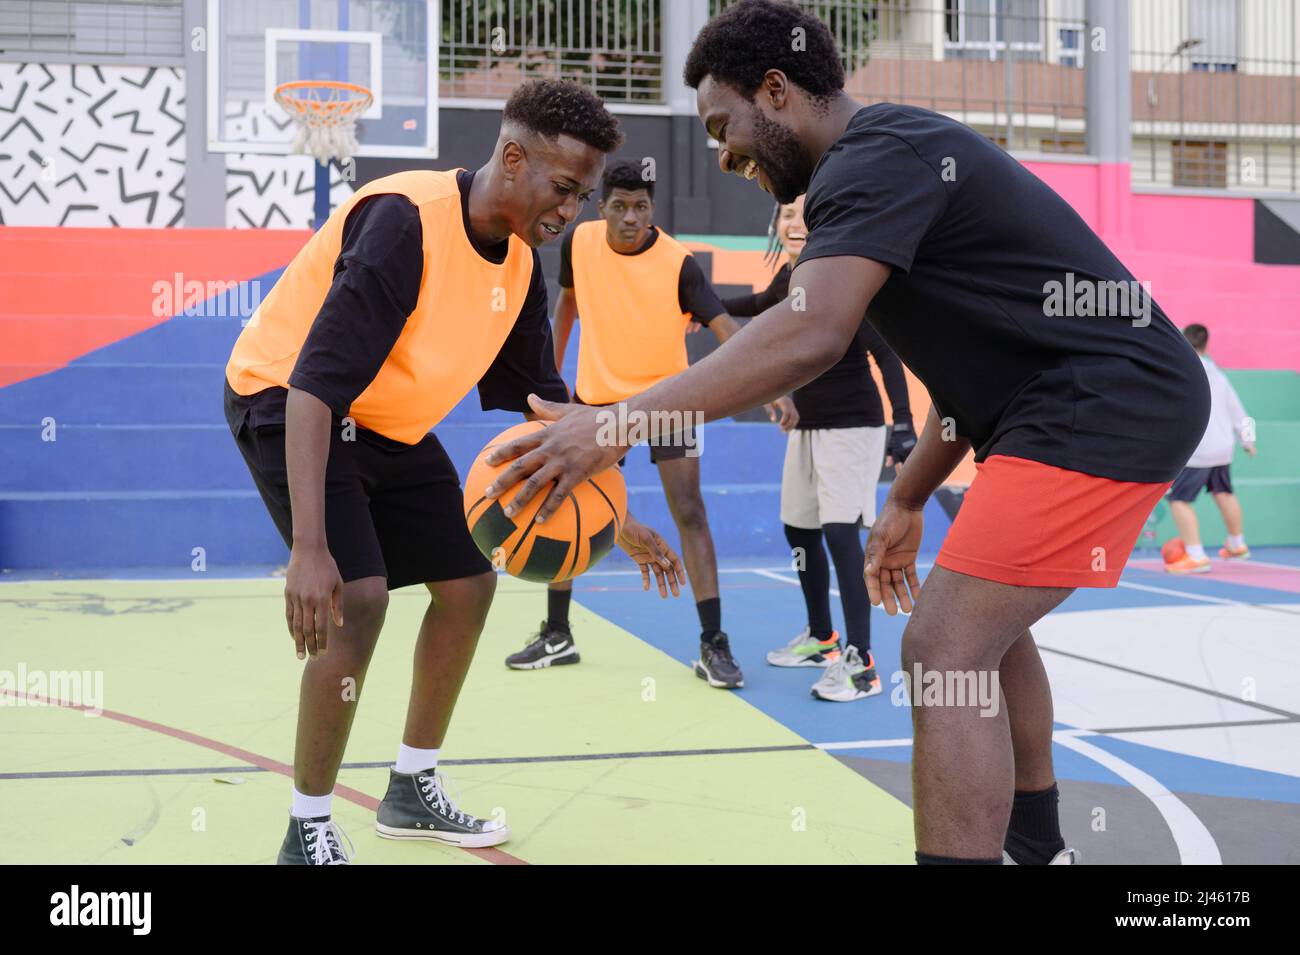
left=291, top=788, right=333, bottom=819
left=1186, top=544, right=1207, bottom=560
left=1227, top=534, right=1246, bottom=549
left=396, top=744, right=440, bottom=775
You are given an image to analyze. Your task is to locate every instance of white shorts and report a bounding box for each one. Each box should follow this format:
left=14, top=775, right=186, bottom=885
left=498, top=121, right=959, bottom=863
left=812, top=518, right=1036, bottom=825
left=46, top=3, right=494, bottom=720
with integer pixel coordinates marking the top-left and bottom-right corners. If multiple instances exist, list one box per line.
left=779, top=426, right=887, bottom=530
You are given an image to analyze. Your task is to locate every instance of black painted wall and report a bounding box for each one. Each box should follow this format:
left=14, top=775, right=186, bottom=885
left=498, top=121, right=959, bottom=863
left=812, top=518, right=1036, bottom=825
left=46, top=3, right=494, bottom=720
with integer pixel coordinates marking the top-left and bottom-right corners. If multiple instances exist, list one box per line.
left=354, top=106, right=774, bottom=238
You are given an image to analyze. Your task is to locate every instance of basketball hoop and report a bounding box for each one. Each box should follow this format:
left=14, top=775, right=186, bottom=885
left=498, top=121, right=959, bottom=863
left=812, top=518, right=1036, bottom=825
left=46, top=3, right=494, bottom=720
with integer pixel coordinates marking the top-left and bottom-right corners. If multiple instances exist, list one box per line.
left=274, top=80, right=373, bottom=165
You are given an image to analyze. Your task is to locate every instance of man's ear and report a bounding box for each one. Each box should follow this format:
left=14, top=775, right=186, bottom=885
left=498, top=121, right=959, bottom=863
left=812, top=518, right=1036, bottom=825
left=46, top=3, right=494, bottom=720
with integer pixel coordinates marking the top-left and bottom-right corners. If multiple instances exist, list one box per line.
left=597, top=198, right=606, bottom=216
left=763, top=69, right=790, bottom=111
left=500, top=139, right=526, bottom=182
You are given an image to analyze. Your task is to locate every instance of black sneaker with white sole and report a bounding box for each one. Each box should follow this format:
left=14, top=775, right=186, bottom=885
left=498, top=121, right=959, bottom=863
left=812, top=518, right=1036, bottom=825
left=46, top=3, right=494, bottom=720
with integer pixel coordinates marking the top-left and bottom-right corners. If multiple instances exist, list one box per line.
left=375, top=768, right=510, bottom=848
left=693, top=631, right=744, bottom=689
left=277, top=815, right=354, bottom=865
left=505, top=621, right=579, bottom=670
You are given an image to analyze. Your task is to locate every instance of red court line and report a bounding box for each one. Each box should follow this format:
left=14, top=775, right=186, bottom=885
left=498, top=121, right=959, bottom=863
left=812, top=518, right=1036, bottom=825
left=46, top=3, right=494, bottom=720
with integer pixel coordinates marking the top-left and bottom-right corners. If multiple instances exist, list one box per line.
left=1131, top=559, right=1300, bottom=595
left=1, top=688, right=526, bottom=866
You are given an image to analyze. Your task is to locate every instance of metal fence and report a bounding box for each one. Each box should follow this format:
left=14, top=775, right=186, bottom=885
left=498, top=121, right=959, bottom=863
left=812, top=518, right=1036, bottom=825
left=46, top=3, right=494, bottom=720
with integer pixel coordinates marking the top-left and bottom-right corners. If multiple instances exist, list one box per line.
left=441, top=0, right=664, bottom=103
left=1131, top=0, right=1300, bottom=192
left=0, top=0, right=184, bottom=63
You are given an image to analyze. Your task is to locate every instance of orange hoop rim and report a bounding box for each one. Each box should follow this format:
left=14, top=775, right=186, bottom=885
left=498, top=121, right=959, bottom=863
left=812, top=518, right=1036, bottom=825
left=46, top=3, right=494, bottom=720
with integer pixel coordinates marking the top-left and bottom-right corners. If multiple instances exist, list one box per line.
left=273, top=80, right=373, bottom=121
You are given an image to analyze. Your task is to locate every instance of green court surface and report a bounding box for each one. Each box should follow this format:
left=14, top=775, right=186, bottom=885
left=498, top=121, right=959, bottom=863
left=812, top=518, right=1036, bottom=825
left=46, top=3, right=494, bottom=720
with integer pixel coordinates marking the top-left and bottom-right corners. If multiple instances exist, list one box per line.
left=0, top=578, right=914, bottom=864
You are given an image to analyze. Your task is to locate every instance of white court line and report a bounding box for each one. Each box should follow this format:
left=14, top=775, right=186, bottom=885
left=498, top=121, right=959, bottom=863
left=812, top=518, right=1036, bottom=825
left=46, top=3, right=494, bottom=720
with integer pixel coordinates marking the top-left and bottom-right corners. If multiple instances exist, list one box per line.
left=820, top=732, right=1222, bottom=865
left=1115, top=579, right=1254, bottom=607
left=816, top=738, right=914, bottom=751
left=1051, top=732, right=1223, bottom=864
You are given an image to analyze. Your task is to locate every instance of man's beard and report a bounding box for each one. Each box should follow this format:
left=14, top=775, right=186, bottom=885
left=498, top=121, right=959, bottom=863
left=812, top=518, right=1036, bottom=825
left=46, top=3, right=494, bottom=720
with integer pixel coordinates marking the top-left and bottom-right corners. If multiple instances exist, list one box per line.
left=750, top=110, right=813, bottom=204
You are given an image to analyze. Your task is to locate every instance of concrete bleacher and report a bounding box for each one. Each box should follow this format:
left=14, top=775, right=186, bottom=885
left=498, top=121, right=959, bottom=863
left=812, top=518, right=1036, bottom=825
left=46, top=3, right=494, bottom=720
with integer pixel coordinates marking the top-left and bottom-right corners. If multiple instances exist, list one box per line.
left=0, top=230, right=956, bottom=573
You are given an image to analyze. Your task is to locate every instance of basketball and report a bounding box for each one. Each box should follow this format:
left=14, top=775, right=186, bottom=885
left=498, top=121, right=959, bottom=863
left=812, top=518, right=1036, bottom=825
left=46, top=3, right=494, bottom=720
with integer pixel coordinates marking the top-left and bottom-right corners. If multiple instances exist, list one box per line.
left=1161, top=537, right=1187, bottom=564
left=464, top=422, right=627, bottom=583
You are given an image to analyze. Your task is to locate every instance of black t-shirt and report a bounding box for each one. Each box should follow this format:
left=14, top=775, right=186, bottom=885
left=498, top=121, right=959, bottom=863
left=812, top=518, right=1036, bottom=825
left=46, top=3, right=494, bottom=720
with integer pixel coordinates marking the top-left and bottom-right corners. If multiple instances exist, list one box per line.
left=799, top=104, right=1208, bottom=482
left=226, top=170, right=568, bottom=445
left=558, top=225, right=726, bottom=324
left=723, top=262, right=912, bottom=430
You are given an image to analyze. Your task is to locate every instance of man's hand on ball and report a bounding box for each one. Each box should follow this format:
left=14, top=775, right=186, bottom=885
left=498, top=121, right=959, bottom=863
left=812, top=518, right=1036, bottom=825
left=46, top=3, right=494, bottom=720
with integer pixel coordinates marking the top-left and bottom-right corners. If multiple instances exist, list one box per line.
left=484, top=394, right=625, bottom=522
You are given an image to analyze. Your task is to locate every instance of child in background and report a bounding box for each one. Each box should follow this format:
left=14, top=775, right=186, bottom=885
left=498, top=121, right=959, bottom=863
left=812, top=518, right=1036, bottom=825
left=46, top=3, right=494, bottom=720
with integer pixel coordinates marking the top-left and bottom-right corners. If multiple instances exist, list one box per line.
left=1165, top=323, right=1257, bottom=574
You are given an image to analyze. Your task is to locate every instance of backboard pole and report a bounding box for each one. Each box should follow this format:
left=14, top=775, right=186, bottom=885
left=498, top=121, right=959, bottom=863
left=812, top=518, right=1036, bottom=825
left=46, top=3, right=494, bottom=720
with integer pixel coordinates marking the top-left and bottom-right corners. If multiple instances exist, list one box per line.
left=313, top=162, right=330, bottom=230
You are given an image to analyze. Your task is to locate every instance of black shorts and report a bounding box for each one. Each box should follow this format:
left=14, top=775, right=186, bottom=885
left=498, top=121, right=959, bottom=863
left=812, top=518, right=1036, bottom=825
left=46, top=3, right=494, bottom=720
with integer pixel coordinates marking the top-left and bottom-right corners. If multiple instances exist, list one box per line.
left=1169, top=465, right=1233, bottom=502
left=572, top=391, right=696, bottom=464
left=226, top=387, right=490, bottom=590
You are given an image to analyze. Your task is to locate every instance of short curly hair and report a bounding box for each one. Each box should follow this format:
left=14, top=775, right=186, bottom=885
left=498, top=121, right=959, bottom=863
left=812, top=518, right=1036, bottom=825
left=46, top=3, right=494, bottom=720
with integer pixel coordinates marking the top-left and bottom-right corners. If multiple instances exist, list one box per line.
left=684, top=0, right=845, bottom=102
left=601, top=157, right=654, bottom=201
left=502, top=79, right=624, bottom=153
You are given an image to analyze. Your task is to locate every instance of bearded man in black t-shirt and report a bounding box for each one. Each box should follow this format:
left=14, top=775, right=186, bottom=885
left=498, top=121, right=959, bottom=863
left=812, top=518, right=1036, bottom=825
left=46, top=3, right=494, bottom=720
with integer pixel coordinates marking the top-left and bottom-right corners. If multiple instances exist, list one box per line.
left=480, top=0, right=1209, bottom=865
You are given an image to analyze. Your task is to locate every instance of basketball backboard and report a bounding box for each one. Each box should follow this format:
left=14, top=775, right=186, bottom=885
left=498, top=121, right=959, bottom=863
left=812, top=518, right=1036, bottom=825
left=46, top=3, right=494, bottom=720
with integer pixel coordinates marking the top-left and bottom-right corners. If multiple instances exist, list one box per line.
left=206, top=0, right=438, bottom=159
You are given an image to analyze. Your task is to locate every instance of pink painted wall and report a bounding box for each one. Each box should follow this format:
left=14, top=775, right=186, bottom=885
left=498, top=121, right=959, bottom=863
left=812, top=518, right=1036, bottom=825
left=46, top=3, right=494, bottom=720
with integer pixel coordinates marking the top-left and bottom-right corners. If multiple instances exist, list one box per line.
left=1020, top=159, right=1300, bottom=371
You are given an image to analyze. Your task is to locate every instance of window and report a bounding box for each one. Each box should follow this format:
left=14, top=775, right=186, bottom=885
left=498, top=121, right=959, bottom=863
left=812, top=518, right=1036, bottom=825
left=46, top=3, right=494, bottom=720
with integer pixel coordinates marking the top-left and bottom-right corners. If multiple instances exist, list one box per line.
left=1057, top=28, right=1082, bottom=68
left=1173, top=140, right=1228, bottom=189
left=944, top=0, right=1044, bottom=62
left=1187, top=0, right=1238, bottom=72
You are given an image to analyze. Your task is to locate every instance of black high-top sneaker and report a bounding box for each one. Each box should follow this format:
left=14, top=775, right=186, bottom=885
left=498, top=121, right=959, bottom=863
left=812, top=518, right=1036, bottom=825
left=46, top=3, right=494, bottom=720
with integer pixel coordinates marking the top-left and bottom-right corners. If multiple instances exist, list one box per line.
left=376, top=769, right=511, bottom=848
left=506, top=620, right=579, bottom=669
left=277, top=815, right=354, bottom=865
left=693, top=631, right=744, bottom=689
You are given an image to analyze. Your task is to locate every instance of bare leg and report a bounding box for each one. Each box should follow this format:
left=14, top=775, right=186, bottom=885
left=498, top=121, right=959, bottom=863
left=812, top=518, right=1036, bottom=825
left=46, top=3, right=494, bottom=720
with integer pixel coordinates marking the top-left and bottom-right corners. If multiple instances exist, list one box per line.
left=656, top=455, right=719, bottom=602
left=1169, top=499, right=1201, bottom=548
left=1211, top=492, right=1244, bottom=538
left=402, top=571, right=496, bottom=748
left=1000, top=630, right=1056, bottom=793
left=903, top=566, right=1071, bottom=858
left=294, top=576, right=389, bottom=795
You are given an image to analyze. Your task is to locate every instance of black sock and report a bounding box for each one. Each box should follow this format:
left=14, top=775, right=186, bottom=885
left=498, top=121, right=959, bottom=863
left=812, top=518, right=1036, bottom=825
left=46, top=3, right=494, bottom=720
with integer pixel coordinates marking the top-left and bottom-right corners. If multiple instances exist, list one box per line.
left=546, top=588, right=572, bottom=633
left=823, top=522, right=871, bottom=658
left=1004, top=783, right=1066, bottom=865
left=696, top=597, right=721, bottom=639
left=915, top=851, right=1002, bottom=865
left=784, top=524, right=833, bottom=638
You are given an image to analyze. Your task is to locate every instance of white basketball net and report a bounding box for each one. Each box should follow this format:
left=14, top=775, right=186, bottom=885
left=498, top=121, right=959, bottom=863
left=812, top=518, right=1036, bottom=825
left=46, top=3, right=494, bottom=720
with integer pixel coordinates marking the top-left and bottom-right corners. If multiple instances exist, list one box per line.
left=274, top=81, right=373, bottom=164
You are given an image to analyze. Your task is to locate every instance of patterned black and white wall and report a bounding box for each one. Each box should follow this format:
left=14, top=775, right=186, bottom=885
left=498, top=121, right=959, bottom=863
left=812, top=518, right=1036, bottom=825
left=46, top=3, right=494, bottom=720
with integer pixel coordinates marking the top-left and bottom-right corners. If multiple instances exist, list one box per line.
left=0, top=62, right=355, bottom=229
left=0, top=63, right=185, bottom=226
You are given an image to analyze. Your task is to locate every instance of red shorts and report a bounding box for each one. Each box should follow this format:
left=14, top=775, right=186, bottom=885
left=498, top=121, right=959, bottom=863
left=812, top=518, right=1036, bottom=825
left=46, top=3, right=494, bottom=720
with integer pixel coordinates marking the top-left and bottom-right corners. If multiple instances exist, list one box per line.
left=935, top=455, right=1169, bottom=588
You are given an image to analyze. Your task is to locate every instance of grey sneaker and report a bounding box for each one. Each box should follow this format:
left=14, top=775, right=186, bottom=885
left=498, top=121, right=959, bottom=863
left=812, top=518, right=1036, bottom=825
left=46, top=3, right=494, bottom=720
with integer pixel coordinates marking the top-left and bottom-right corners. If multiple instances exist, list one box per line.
left=810, top=645, right=882, bottom=702
left=766, top=627, right=841, bottom=668
left=277, top=815, right=354, bottom=865
left=376, top=769, right=510, bottom=848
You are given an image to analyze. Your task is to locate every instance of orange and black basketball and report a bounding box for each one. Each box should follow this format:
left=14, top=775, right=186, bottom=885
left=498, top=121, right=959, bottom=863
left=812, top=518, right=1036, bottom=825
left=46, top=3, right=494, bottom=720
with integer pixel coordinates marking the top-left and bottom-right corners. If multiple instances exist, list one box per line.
left=464, top=421, right=628, bottom=583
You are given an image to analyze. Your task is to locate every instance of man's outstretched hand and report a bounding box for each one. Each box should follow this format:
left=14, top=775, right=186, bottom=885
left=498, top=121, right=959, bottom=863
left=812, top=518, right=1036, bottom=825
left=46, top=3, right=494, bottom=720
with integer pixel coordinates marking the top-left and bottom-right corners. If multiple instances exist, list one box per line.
left=617, top=513, right=686, bottom=597
left=484, top=394, right=627, bottom=522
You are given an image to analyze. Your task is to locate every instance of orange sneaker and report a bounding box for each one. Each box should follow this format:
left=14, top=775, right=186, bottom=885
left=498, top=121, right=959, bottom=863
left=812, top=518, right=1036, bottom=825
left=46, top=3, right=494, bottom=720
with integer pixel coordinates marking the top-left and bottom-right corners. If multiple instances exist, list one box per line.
left=1165, top=555, right=1211, bottom=574
left=1219, top=544, right=1251, bottom=560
